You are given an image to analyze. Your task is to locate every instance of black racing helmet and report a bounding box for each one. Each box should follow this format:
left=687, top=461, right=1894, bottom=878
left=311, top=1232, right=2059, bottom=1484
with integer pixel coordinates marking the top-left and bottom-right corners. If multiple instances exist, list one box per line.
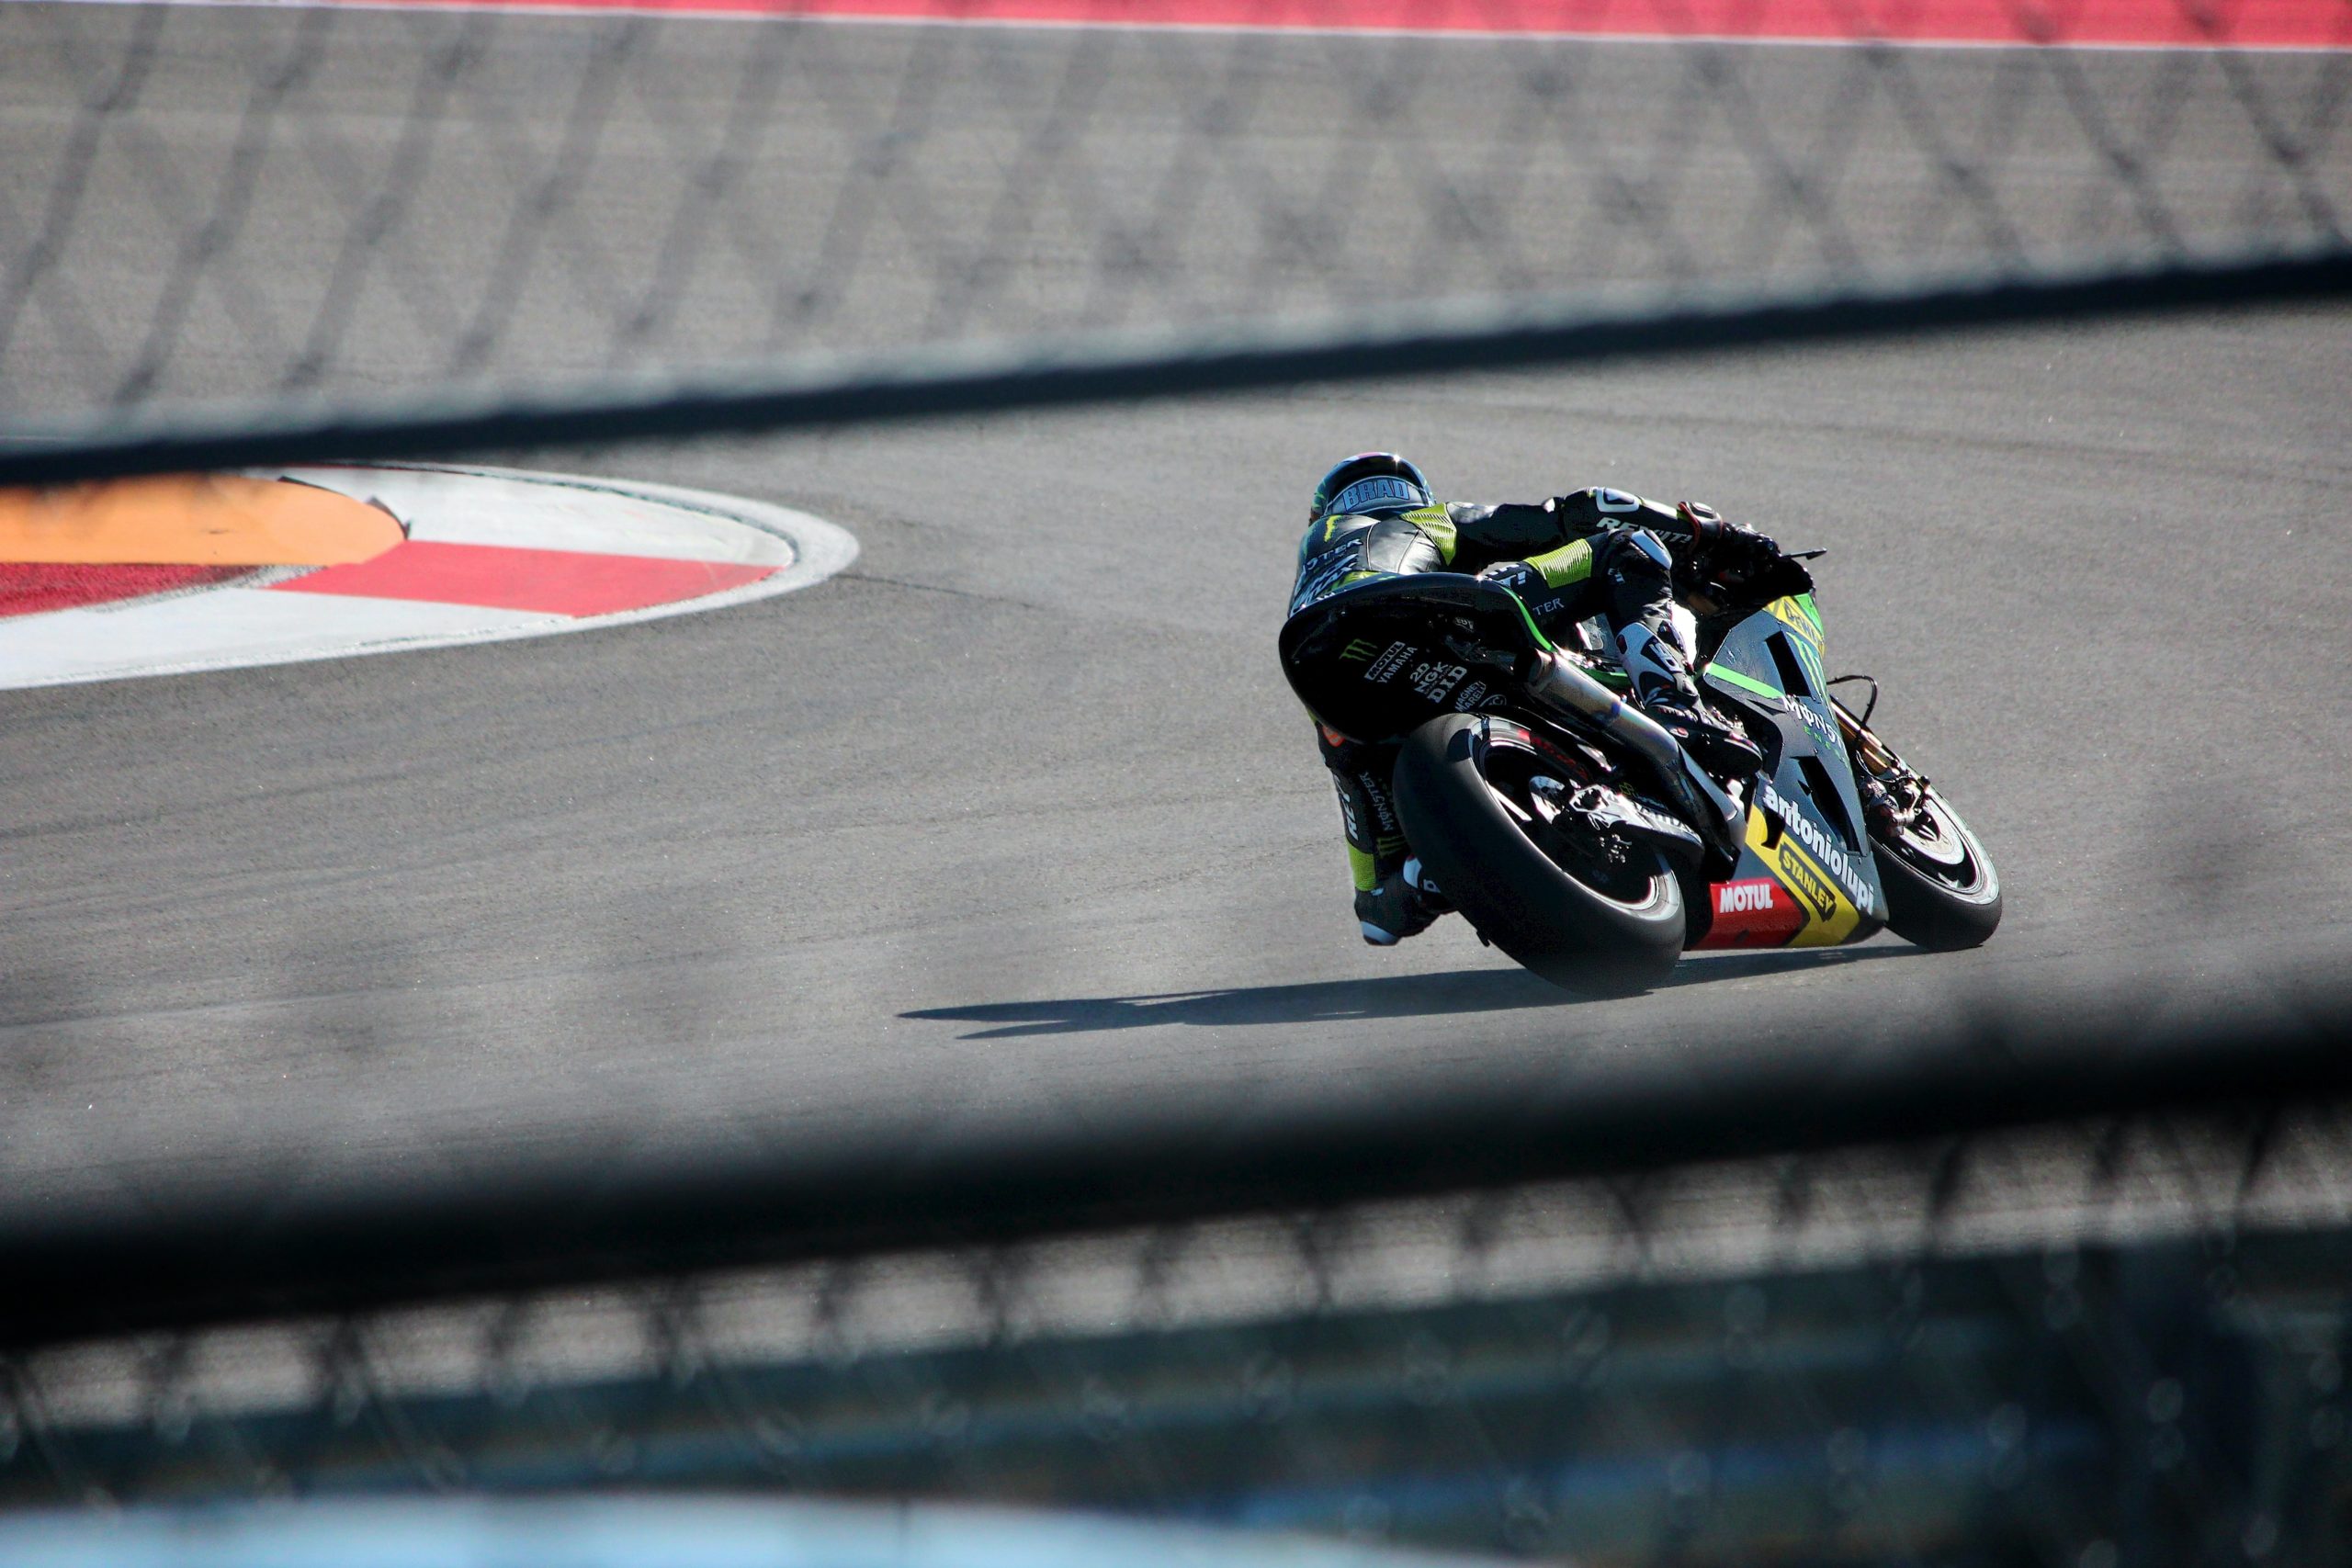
left=1309, top=452, right=1431, bottom=524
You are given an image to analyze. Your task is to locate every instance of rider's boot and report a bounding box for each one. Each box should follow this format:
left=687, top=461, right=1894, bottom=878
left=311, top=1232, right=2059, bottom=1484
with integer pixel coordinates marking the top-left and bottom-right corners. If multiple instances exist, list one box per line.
left=1616, top=622, right=1762, bottom=780
left=1321, top=727, right=1454, bottom=946
left=1356, top=858, right=1451, bottom=946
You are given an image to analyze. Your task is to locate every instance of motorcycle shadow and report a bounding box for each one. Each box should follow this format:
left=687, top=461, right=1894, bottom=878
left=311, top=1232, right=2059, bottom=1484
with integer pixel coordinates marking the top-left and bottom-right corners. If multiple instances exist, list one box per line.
left=905, top=942, right=1914, bottom=1040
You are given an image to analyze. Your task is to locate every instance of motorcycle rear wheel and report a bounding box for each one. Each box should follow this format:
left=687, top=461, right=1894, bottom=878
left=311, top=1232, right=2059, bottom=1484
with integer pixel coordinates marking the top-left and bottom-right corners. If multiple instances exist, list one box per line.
left=1392, top=713, right=1685, bottom=995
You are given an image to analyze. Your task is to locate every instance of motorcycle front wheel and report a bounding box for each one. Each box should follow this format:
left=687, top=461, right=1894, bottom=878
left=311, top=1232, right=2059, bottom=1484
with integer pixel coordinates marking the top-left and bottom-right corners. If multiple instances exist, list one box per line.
left=1870, top=780, right=2003, bottom=951
left=1835, top=699, right=2002, bottom=952
left=1391, top=713, right=1685, bottom=996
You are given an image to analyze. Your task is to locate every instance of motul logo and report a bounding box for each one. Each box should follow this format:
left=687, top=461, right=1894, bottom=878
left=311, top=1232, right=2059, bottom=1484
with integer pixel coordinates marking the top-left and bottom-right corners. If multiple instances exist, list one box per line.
left=1695, top=875, right=1805, bottom=952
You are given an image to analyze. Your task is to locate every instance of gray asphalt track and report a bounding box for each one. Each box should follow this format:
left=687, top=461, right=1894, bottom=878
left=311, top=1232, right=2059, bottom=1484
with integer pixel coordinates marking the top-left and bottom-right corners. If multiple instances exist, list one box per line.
left=2, top=13, right=2349, bottom=1221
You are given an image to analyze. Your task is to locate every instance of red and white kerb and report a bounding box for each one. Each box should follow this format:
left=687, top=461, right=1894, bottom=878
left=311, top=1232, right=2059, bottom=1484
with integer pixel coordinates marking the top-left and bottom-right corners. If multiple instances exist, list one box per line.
left=0, top=466, right=857, bottom=690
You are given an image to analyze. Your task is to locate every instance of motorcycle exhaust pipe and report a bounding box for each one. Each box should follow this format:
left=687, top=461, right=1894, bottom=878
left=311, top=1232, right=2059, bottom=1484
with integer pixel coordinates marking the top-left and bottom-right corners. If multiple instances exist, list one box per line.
left=1522, top=651, right=1747, bottom=859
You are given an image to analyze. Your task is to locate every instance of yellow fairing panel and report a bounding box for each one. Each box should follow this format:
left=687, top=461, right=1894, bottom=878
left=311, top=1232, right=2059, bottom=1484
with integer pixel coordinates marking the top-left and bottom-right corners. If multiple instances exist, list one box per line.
left=1743, top=806, right=1862, bottom=946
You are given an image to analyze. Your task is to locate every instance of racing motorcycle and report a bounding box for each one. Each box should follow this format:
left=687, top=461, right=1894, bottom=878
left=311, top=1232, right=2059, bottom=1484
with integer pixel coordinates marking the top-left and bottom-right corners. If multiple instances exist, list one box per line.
left=1278, top=558, right=2000, bottom=994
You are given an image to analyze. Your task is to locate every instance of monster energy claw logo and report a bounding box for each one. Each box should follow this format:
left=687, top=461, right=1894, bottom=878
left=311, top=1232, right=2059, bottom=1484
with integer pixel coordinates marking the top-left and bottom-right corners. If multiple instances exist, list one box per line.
left=1340, top=638, right=1382, bottom=661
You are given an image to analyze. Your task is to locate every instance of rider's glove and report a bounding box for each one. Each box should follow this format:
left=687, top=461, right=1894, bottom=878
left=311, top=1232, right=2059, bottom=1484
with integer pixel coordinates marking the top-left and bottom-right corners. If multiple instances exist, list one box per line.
left=1678, top=501, right=1782, bottom=579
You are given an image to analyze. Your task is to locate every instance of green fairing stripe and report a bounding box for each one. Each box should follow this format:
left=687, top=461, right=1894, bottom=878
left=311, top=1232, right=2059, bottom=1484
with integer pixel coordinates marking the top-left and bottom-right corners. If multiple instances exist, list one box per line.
left=1792, top=592, right=1826, bottom=637
left=1347, top=843, right=1379, bottom=893
left=1502, top=589, right=1555, bottom=653
left=1707, top=662, right=1783, bottom=700
left=1525, top=539, right=1594, bottom=589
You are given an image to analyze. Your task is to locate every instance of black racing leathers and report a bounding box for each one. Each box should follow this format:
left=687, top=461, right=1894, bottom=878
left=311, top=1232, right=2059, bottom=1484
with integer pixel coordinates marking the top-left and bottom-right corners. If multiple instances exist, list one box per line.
left=1288, top=486, right=1718, bottom=901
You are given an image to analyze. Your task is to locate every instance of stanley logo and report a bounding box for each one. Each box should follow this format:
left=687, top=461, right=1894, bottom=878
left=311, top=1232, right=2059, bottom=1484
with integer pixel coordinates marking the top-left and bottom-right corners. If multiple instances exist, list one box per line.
left=1776, top=847, right=1841, bottom=920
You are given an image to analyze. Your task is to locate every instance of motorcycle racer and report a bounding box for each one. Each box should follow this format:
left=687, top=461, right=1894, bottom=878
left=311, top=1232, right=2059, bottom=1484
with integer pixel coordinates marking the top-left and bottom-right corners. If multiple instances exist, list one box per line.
left=1288, top=452, right=1800, bottom=946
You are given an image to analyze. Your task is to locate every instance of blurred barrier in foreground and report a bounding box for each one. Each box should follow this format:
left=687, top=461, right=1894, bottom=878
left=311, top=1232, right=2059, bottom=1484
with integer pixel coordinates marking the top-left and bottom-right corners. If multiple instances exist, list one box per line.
left=0, top=1498, right=1486, bottom=1568
left=0, top=0, right=2347, bottom=480
left=10, top=1089, right=2352, bottom=1563
left=2, top=244, right=2346, bottom=487
left=8, top=974, right=2352, bottom=1563
left=7, top=962, right=2349, bottom=1348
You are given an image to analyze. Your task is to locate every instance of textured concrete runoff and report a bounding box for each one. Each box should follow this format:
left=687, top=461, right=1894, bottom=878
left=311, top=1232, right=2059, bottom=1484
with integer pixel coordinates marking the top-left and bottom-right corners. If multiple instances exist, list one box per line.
left=0, top=14, right=2347, bottom=1220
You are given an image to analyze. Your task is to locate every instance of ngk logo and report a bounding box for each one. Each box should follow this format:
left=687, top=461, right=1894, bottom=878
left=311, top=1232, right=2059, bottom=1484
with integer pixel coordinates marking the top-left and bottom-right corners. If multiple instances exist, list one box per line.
left=1715, top=880, right=1780, bottom=915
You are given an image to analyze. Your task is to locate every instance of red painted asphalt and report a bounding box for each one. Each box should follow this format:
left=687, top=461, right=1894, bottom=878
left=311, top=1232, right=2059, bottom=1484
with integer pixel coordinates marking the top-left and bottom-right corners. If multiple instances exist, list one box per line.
left=0, top=563, right=248, bottom=618
left=304, top=0, right=2352, bottom=49
left=272, top=539, right=775, bottom=618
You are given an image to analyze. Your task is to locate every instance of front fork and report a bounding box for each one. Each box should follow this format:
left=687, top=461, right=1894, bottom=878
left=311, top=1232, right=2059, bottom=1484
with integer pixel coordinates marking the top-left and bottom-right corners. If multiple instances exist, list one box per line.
left=1831, top=694, right=1928, bottom=833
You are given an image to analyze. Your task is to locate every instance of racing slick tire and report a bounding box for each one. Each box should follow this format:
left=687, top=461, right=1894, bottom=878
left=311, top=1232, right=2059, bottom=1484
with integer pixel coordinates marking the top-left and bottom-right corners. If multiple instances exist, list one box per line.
left=1869, top=783, right=2003, bottom=951
left=1391, top=713, right=1685, bottom=995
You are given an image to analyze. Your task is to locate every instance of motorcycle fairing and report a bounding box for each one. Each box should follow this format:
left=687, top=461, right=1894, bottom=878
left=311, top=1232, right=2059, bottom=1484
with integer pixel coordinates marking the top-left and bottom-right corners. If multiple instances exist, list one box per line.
left=1695, top=592, right=1888, bottom=948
